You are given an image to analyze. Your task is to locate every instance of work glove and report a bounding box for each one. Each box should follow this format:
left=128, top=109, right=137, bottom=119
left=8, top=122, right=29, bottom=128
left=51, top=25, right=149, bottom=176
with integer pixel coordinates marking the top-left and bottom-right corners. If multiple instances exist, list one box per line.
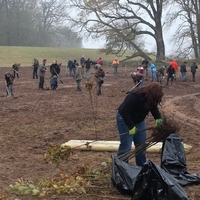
left=129, top=126, right=138, bottom=135
left=155, top=118, right=163, bottom=126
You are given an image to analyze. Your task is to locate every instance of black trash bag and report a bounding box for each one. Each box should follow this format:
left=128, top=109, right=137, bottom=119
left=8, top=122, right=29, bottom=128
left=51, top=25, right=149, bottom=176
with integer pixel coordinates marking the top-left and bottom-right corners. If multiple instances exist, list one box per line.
left=111, top=154, right=141, bottom=195
left=161, top=133, right=200, bottom=186
left=131, top=160, right=188, bottom=200
left=111, top=155, right=188, bottom=199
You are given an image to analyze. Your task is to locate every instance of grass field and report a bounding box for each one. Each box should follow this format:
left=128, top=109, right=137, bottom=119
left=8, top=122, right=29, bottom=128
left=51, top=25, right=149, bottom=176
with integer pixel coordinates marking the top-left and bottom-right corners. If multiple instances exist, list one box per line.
left=0, top=46, right=140, bottom=67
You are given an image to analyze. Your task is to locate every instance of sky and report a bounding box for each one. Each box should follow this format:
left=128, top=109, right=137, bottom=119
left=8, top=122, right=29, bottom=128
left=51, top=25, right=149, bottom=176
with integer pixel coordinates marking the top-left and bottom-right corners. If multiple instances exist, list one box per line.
left=82, top=32, right=175, bottom=56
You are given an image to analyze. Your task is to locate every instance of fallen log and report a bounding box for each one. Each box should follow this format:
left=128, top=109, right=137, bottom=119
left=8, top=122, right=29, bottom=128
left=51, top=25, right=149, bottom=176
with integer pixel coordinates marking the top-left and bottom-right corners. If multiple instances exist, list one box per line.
left=61, top=140, right=192, bottom=154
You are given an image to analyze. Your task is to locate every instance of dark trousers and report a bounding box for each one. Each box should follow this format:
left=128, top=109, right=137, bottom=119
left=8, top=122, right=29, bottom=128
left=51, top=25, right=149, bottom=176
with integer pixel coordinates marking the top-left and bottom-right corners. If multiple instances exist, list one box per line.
left=13, top=70, right=19, bottom=78
left=167, top=74, right=174, bottom=85
left=192, top=72, right=196, bottom=81
left=33, top=67, right=38, bottom=79
left=39, top=76, right=44, bottom=89
left=97, top=81, right=103, bottom=95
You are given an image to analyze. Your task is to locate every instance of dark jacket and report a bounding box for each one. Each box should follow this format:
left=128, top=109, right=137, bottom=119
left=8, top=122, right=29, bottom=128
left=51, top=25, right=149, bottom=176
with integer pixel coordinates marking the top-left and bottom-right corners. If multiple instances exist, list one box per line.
left=80, top=57, right=85, bottom=65
left=5, top=73, right=14, bottom=86
left=118, top=91, right=161, bottom=130
left=50, top=63, right=60, bottom=75
left=180, top=63, right=187, bottom=72
left=95, top=68, right=105, bottom=83
left=142, top=59, right=149, bottom=68
left=50, top=75, right=58, bottom=88
left=68, top=60, right=73, bottom=69
left=156, top=66, right=165, bottom=76
left=84, top=59, right=93, bottom=69
left=12, top=64, right=19, bottom=71
left=33, top=58, right=39, bottom=68
left=166, top=65, right=175, bottom=76
left=191, top=63, right=198, bottom=73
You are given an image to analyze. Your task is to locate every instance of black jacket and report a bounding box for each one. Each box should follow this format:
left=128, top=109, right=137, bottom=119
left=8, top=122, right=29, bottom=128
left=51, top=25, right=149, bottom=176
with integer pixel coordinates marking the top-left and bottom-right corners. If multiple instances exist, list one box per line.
left=118, top=91, right=161, bottom=130
left=191, top=63, right=198, bottom=73
left=166, top=65, right=175, bottom=75
left=5, top=74, right=14, bottom=86
left=180, top=63, right=187, bottom=72
left=157, top=66, right=165, bottom=76
left=84, top=59, right=93, bottom=69
left=50, top=63, right=60, bottom=75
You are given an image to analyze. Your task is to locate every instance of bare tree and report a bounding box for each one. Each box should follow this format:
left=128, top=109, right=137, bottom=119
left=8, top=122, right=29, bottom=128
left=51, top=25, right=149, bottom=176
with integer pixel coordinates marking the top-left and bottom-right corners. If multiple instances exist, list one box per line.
left=168, top=0, right=200, bottom=58
left=0, top=0, right=83, bottom=47
left=68, top=0, right=167, bottom=61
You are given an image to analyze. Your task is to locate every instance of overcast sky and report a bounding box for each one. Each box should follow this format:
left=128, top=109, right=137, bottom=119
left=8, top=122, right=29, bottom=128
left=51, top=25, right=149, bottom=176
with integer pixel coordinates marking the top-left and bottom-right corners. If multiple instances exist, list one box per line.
left=82, top=31, right=175, bottom=56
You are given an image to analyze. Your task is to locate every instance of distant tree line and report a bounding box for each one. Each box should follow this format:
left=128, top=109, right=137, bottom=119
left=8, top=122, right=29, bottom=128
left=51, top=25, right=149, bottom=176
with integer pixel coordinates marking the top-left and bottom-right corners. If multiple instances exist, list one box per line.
left=0, top=0, right=82, bottom=48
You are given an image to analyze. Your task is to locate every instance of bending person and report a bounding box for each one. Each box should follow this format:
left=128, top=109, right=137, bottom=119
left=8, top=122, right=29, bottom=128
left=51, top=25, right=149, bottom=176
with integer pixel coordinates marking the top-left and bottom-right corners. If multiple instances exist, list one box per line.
left=116, top=82, right=164, bottom=166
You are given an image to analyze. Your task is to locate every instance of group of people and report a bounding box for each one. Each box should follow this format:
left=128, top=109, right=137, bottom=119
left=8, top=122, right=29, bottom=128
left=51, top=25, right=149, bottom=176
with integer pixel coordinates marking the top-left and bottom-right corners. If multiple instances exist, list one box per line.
left=2, top=56, right=197, bottom=170
left=131, top=58, right=198, bottom=86
left=121, top=58, right=199, bottom=167
left=4, top=63, right=21, bottom=96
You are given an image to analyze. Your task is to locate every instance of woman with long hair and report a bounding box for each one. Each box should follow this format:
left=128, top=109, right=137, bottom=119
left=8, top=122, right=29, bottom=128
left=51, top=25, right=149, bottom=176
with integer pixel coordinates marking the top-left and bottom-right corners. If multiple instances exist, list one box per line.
left=116, top=82, right=164, bottom=166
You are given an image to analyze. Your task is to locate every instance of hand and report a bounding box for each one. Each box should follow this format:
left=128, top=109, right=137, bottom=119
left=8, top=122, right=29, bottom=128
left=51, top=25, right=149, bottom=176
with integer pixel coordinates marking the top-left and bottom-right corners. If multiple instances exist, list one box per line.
left=172, top=74, right=175, bottom=77
left=155, top=118, right=163, bottom=126
left=129, top=126, right=138, bottom=135
left=162, top=76, right=165, bottom=79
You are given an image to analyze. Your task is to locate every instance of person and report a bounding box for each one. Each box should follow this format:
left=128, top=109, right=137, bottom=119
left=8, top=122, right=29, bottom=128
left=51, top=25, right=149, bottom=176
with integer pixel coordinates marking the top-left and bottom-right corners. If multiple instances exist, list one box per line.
left=72, top=59, right=77, bottom=77
left=84, top=58, right=93, bottom=79
left=136, top=65, right=145, bottom=86
left=166, top=65, right=175, bottom=85
left=38, top=59, right=47, bottom=90
left=180, top=61, right=187, bottom=82
left=75, top=63, right=82, bottom=91
left=12, top=63, right=20, bottom=78
left=32, top=58, right=39, bottom=79
left=50, top=75, right=58, bottom=90
left=97, top=57, right=103, bottom=66
left=112, top=58, right=120, bottom=76
left=142, top=58, right=149, bottom=77
left=5, top=72, right=15, bottom=97
left=150, top=63, right=157, bottom=81
left=191, top=62, right=198, bottom=82
left=67, top=59, right=74, bottom=77
left=94, top=65, right=105, bottom=95
left=130, top=72, right=144, bottom=85
left=156, top=66, right=166, bottom=85
left=50, top=60, right=61, bottom=77
left=80, top=55, right=85, bottom=78
left=170, top=59, right=178, bottom=81
left=116, top=82, right=163, bottom=166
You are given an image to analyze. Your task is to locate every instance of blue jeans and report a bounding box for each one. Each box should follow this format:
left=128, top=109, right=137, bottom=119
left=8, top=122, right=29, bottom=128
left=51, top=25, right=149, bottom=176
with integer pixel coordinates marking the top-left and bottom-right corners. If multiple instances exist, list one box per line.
left=116, top=112, right=146, bottom=166
left=181, top=72, right=186, bottom=81
left=151, top=71, right=157, bottom=81
left=6, top=84, right=13, bottom=96
left=69, top=68, right=74, bottom=77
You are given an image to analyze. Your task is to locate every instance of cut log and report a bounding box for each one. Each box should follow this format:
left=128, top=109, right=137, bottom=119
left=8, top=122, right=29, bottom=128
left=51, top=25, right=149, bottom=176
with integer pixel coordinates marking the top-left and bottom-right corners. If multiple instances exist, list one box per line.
left=61, top=140, right=192, bottom=154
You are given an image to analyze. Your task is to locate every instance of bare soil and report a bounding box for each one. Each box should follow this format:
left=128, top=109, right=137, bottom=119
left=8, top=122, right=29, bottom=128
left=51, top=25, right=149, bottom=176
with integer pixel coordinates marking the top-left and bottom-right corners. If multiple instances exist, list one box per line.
left=0, top=65, right=200, bottom=199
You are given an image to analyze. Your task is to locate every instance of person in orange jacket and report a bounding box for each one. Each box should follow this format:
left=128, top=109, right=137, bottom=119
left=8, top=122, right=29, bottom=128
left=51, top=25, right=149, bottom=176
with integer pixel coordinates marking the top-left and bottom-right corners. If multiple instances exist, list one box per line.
left=169, top=59, right=179, bottom=81
left=112, top=58, right=120, bottom=76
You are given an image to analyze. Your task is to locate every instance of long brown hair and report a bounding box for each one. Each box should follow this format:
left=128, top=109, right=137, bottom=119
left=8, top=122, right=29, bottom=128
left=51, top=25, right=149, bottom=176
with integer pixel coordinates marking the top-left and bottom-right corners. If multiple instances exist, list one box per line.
left=134, top=82, right=164, bottom=109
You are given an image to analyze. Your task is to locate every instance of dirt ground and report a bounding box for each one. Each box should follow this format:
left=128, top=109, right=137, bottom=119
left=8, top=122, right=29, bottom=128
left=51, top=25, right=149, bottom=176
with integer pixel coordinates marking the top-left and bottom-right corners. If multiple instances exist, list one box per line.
left=1, top=65, right=200, bottom=200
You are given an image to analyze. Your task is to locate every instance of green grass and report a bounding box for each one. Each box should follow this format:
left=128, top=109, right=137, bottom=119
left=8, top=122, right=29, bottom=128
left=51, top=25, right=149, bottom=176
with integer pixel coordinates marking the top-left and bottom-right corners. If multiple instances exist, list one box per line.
left=0, top=46, right=140, bottom=67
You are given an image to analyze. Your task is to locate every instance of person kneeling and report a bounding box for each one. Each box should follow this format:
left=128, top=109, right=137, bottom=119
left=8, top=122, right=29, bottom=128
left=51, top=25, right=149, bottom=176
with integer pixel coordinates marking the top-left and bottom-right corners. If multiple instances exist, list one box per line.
left=50, top=75, right=58, bottom=90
